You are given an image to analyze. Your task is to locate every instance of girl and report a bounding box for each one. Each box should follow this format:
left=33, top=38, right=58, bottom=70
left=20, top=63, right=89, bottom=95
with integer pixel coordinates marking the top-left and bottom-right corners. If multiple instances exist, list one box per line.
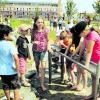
left=16, top=24, right=31, bottom=87
left=31, top=16, right=49, bottom=91
left=70, top=22, right=87, bottom=91
left=71, top=21, right=100, bottom=99
left=55, top=31, right=76, bottom=84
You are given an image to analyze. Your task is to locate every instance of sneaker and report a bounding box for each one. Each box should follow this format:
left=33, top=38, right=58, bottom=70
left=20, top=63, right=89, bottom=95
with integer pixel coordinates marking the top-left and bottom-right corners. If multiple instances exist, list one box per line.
left=22, top=81, right=31, bottom=87
left=70, top=85, right=81, bottom=91
left=25, top=79, right=30, bottom=82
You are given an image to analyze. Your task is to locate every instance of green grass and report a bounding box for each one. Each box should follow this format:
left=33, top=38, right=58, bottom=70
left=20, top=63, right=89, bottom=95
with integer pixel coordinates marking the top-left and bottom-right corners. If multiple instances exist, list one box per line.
left=10, top=18, right=55, bottom=40
left=10, top=18, right=50, bottom=29
left=11, top=18, right=32, bottom=29
left=49, top=30, right=56, bottom=41
left=0, top=90, right=4, bottom=98
left=0, top=80, right=4, bottom=98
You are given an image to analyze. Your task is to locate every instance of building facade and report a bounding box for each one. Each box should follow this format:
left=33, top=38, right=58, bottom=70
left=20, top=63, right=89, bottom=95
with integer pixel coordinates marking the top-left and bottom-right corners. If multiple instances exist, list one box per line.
left=0, top=1, right=58, bottom=19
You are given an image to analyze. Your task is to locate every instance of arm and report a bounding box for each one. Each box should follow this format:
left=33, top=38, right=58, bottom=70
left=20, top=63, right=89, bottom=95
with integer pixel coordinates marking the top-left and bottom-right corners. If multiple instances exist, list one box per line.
left=13, top=54, right=19, bottom=72
left=72, top=40, right=83, bottom=56
left=59, top=40, right=69, bottom=49
left=85, top=40, right=95, bottom=67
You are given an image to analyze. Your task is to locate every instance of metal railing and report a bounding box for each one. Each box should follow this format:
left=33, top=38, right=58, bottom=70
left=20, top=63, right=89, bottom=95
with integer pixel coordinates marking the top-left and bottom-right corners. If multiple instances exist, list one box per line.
left=48, top=50, right=100, bottom=100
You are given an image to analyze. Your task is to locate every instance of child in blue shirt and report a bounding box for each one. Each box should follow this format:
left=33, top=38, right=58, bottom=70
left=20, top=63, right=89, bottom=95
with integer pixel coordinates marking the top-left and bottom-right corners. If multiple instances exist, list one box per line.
left=0, top=24, right=20, bottom=100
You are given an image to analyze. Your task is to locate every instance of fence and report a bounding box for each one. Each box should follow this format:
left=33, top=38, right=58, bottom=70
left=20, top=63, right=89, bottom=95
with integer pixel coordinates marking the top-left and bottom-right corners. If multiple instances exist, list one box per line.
left=48, top=50, right=100, bottom=100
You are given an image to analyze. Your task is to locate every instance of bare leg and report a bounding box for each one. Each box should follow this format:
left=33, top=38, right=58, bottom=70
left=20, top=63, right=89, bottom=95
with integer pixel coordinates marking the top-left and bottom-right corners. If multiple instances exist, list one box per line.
left=77, top=67, right=82, bottom=86
left=81, top=69, right=87, bottom=89
left=20, top=73, right=25, bottom=82
left=4, top=89, right=10, bottom=100
left=70, top=70, right=76, bottom=85
left=14, top=89, right=20, bottom=100
left=39, top=61, right=47, bottom=91
left=35, top=60, right=40, bottom=74
left=84, top=75, right=95, bottom=99
left=70, top=66, right=82, bottom=90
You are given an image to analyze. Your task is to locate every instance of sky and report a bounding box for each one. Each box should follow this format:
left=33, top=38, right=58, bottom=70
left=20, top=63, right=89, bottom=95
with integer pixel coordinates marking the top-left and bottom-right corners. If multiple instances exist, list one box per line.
left=7, top=0, right=96, bottom=13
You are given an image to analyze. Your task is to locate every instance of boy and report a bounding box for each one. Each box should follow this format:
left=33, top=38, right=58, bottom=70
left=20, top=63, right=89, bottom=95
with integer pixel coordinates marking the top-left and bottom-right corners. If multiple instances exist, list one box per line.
left=0, top=24, right=20, bottom=100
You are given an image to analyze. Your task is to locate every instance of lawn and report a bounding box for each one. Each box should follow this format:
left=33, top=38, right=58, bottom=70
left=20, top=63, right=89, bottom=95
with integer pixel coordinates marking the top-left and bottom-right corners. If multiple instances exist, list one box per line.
left=10, top=18, right=56, bottom=40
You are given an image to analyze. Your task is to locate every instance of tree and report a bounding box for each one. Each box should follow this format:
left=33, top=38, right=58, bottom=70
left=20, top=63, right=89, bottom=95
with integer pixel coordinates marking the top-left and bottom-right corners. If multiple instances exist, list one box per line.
left=65, top=0, right=77, bottom=21
left=93, top=0, right=100, bottom=14
left=0, top=0, right=8, bottom=23
left=34, top=7, right=40, bottom=17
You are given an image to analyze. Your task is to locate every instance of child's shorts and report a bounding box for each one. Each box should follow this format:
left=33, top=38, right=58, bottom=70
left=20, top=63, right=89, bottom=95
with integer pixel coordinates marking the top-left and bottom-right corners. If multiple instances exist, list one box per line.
left=33, top=51, right=48, bottom=63
left=19, top=57, right=27, bottom=74
left=0, top=74, right=20, bottom=90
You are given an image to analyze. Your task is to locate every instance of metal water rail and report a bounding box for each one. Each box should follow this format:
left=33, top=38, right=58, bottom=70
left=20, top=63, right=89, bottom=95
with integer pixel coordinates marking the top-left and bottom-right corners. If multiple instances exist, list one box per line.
left=48, top=50, right=100, bottom=100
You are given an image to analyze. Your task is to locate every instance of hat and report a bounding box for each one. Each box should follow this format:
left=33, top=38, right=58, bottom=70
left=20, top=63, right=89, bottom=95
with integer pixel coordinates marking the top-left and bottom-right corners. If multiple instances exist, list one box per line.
left=18, top=24, right=30, bottom=32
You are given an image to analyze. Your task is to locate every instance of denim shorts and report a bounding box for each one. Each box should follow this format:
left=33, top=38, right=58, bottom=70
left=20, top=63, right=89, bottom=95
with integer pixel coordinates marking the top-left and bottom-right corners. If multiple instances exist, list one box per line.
left=33, top=51, right=48, bottom=62
left=0, top=74, right=20, bottom=90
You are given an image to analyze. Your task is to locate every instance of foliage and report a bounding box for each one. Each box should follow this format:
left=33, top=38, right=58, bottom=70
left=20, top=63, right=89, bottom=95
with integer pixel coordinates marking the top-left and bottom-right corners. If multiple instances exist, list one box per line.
left=11, top=18, right=32, bottom=29
left=92, top=0, right=100, bottom=14
left=0, top=0, right=8, bottom=22
left=34, top=7, right=41, bottom=17
left=65, top=0, right=77, bottom=21
left=48, top=30, right=56, bottom=41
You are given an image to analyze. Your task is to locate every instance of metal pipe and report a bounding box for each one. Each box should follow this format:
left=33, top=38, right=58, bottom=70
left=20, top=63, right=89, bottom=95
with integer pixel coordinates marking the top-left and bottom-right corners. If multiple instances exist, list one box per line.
left=56, top=51, right=97, bottom=75
left=94, top=60, right=100, bottom=100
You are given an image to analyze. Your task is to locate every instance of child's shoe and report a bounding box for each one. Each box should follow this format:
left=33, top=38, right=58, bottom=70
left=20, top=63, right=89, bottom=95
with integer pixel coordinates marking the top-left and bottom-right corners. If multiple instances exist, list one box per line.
left=22, top=81, right=31, bottom=87
left=21, top=80, right=30, bottom=87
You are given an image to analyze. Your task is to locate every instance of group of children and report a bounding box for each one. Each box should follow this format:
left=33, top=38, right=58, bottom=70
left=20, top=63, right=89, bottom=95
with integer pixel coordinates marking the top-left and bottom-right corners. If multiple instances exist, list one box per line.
left=0, top=16, right=100, bottom=100
left=0, top=16, right=50, bottom=100
left=53, top=21, right=100, bottom=100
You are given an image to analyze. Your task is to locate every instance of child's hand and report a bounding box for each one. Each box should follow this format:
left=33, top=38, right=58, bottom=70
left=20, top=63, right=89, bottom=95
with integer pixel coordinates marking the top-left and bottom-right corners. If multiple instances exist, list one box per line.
left=59, top=40, right=63, bottom=45
left=34, top=41, right=40, bottom=44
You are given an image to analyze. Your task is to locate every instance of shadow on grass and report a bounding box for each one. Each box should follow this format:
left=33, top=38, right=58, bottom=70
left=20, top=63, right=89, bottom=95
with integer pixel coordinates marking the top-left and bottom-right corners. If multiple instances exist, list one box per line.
left=0, top=79, right=5, bottom=98
left=0, top=79, right=2, bottom=89
left=40, top=92, right=85, bottom=100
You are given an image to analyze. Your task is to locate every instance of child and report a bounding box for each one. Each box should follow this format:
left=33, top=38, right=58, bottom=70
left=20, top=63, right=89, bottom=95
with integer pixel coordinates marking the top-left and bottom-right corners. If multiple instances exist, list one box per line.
left=70, top=21, right=100, bottom=99
left=0, top=24, right=20, bottom=100
left=16, top=24, right=31, bottom=87
left=56, top=31, right=76, bottom=83
left=31, top=16, right=49, bottom=91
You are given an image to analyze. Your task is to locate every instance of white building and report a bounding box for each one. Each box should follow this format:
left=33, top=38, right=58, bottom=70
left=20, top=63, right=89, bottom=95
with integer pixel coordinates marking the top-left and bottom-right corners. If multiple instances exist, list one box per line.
left=0, top=1, right=58, bottom=19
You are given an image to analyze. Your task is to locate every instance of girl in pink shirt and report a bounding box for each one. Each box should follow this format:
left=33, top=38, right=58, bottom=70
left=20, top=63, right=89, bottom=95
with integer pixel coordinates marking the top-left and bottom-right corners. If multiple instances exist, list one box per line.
left=71, top=21, right=100, bottom=99
left=31, top=16, right=49, bottom=91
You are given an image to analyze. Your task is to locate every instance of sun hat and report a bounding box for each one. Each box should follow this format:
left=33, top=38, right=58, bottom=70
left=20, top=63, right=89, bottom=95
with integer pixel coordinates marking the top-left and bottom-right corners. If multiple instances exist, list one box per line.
left=18, top=24, right=31, bottom=33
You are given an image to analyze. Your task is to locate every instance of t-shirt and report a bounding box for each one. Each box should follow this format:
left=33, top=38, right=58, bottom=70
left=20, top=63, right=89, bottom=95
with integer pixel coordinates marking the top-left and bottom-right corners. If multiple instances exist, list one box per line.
left=16, top=36, right=29, bottom=58
left=86, top=31, right=100, bottom=64
left=0, top=40, right=17, bottom=75
left=56, top=27, right=62, bottom=36
left=31, top=29, right=48, bottom=52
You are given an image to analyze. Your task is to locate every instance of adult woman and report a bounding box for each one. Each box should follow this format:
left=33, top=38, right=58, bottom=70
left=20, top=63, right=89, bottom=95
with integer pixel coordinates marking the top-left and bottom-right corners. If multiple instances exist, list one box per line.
left=71, top=21, right=100, bottom=99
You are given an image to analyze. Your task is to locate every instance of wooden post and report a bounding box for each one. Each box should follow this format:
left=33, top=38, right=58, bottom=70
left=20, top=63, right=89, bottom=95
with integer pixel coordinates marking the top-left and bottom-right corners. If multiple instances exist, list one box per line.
left=60, top=55, right=64, bottom=81
left=94, top=60, right=100, bottom=100
left=48, top=51, right=52, bottom=84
